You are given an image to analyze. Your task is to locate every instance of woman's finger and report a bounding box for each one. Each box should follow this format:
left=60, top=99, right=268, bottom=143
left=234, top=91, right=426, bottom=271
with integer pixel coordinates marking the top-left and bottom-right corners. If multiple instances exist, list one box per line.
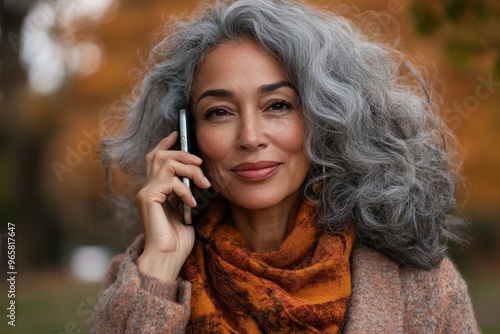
left=147, top=150, right=203, bottom=179
left=146, top=132, right=178, bottom=177
left=153, top=131, right=178, bottom=151
left=139, top=173, right=197, bottom=208
left=167, top=193, right=181, bottom=209
left=148, top=159, right=210, bottom=190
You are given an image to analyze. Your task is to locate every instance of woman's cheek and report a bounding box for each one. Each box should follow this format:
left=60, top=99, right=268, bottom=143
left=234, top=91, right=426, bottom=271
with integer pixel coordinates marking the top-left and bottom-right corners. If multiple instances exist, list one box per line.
left=196, top=128, right=230, bottom=187
left=275, top=116, right=305, bottom=152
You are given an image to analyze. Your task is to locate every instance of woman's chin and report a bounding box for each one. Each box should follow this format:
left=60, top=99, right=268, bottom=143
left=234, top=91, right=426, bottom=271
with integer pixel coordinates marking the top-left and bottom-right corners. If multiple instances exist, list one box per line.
left=223, top=189, right=301, bottom=212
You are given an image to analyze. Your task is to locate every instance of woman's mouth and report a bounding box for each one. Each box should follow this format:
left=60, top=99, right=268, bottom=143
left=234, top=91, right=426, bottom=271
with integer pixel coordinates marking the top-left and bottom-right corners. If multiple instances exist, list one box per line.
left=230, top=161, right=281, bottom=181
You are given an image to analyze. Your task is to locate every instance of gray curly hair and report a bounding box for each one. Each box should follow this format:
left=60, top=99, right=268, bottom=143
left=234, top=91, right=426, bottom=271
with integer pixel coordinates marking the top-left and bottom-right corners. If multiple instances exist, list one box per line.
left=101, top=0, right=466, bottom=269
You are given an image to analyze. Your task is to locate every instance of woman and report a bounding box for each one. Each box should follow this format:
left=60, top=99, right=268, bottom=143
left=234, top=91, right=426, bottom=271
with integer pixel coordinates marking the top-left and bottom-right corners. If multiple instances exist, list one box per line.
left=91, top=0, right=479, bottom=333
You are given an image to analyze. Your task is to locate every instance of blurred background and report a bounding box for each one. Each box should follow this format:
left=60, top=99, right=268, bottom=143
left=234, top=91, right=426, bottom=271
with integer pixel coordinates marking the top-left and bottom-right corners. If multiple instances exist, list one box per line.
left=0, top=0, right=499, bottom=333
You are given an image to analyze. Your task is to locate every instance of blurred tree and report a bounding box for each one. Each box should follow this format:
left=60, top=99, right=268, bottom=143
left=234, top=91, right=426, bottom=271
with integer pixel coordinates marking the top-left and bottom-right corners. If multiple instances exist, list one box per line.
left=1, top=0, right=64, bottom=270
left=1, top=0, right=498, bottom=272
left=410, top=0, right=500, bottom=76
left=1, top=0, right=190, bottom=271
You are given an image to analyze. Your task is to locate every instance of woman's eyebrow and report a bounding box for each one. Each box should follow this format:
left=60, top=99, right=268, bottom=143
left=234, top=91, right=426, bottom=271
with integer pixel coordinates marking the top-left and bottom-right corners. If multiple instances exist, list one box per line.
left=196, top=89, right=232, bottom=105
left=259, top=81, right=297, bottom=94
left=196, top=81, right=297, bottom=105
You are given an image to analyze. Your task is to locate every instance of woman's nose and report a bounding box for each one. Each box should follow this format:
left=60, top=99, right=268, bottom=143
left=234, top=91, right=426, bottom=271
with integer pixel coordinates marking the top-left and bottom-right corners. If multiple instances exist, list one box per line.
left=237, top=110, right=267, bottom=151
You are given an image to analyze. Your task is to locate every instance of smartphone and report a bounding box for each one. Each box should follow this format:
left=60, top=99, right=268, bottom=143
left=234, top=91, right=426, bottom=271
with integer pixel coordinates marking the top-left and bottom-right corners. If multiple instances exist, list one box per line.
left=178, top=108, right=192, bottom=225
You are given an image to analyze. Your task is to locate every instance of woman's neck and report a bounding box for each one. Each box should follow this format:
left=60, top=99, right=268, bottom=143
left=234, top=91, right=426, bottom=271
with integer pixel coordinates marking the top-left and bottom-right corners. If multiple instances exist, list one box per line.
left=229, top=192, right=301, bottom=253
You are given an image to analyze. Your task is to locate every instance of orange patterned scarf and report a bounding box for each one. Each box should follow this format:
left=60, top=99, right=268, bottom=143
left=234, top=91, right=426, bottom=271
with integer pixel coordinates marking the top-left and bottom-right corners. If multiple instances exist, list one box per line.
left=181, top=199, right=355, bottom=333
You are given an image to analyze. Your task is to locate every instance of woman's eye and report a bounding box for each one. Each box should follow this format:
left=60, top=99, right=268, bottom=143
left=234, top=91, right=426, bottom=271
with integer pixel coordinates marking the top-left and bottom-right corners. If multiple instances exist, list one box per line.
left=204, top=108, right=229, bottom=119
left=269, top=101, right=293, bottom=112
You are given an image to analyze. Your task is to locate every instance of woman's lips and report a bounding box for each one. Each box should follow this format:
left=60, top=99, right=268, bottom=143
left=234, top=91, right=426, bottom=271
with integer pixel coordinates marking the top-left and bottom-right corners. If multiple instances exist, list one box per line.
left=230, top=161, right=281, bottom=181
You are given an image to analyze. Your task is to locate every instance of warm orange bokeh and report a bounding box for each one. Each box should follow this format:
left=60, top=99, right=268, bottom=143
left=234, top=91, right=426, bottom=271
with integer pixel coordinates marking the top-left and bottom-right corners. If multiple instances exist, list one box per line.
left=39, top=0, right=500, bottom=218
left=1, top=0, right=499, bottom=332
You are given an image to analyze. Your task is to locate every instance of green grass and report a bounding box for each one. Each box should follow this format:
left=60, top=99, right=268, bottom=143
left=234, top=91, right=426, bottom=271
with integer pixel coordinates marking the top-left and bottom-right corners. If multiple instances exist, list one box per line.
left=0, top=271, right=101, bottom=334
left=468, top=280, right=500, bottom=334
left=1, top=266, right=499, bottom=333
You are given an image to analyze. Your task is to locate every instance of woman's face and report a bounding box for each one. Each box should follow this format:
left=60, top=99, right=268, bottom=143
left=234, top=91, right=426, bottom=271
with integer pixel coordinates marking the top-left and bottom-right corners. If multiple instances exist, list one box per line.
left=191, top=38, right=310, bottom=210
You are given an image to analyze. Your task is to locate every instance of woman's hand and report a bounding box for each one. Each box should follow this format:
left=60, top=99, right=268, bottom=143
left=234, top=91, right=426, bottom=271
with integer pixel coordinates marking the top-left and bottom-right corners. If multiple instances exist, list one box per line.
left=136, top=131, right=211, bottom=282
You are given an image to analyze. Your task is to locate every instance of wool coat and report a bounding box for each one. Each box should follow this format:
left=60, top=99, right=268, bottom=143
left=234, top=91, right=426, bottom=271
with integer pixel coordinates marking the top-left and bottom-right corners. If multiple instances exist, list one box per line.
left=90, top=235, right=479, bottom=333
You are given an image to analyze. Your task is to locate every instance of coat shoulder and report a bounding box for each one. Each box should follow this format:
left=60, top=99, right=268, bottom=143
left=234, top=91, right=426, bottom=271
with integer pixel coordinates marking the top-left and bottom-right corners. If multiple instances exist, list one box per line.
left=346, top=244, right=479, bottom=334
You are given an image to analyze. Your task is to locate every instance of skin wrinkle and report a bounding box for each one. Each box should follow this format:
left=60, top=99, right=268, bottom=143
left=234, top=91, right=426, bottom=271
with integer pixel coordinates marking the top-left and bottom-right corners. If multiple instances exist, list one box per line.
left=191, top=39, right=310, bottom=252
left=89, top=2, right=479, bottom=333
left=101, top=0, right=466, bottom=269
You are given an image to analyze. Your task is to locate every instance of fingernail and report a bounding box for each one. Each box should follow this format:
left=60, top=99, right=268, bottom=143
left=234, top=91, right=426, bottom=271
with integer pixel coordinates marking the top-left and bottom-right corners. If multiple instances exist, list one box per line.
left=192, top=196, right=197, bottom=207
left=203, top=177, right=211, bottom=187
left=191, top=154, right=202, bottom=162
